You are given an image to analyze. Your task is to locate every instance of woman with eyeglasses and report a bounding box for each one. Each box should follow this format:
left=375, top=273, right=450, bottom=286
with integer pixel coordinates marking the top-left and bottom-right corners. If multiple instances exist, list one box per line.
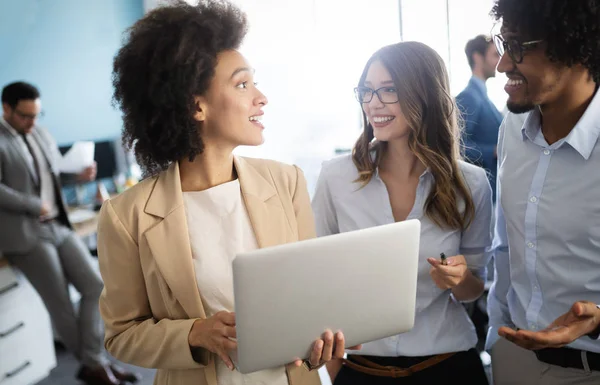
left=312, top=41, right=492, bottom=385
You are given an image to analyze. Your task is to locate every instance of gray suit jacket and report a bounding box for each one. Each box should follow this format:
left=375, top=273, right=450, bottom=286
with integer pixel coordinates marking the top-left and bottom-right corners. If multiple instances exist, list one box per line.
left=0, top=120, right=72, bottom=254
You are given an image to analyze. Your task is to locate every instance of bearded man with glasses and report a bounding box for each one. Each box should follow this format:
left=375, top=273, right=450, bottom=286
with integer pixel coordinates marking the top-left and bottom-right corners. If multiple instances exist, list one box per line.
left=485, top=1, right=600, bottom=384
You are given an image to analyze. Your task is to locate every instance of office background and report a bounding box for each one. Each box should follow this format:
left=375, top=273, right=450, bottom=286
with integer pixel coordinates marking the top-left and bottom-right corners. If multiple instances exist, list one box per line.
left=0, top=1, right=503, bottom=384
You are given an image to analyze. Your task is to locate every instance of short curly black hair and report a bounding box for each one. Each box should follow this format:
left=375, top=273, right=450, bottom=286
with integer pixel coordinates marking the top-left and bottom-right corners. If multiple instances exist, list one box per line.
left=113, top=0, right=248, bottom=176
left=492, top=0, right=600, bottom=83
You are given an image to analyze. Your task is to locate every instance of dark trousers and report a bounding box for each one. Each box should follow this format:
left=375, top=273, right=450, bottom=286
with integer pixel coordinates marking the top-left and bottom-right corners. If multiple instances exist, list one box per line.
left=334, top=349, right=489, bottom=385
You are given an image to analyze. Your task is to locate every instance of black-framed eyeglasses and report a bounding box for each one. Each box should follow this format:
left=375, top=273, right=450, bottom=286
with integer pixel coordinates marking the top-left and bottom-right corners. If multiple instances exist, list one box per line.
left=354, top=86, right=399, bottom=104
left=493, top=34, right=543, bottom=64
left=13, top=109, right=44, bottom=120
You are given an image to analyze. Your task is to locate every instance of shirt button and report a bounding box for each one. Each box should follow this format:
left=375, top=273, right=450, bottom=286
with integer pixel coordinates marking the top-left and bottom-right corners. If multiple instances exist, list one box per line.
left=527, top=242, right=535, bottom=249
left=530, top=196, right=538, bottom=203
left=543, top=149, right=550, bottom=155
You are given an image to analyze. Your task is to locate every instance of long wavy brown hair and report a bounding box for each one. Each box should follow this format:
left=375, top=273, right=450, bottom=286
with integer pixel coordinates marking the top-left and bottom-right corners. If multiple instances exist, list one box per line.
left=352, top=41, right=474, bottom=230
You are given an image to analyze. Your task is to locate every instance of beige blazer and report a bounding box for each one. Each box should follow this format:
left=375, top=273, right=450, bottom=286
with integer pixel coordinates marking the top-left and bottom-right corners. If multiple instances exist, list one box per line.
left=97, top=156, right=321, bottom=385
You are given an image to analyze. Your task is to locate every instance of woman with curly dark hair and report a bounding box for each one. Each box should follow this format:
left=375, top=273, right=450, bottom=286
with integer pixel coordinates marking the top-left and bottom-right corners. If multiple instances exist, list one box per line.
left=96, top=1, right=350, bottom=384
left=486, top=0, right=600, bottom=384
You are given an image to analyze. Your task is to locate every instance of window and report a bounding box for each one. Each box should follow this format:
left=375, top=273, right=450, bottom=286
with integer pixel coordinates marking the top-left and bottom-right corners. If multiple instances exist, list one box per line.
left=231, top=0, right=400, bottom=194
left=401, top=0, right=507, bottom=110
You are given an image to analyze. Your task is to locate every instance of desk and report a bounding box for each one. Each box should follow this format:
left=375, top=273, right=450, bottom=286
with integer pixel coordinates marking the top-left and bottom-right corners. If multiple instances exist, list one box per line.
left=67, top=208, right=99, bottom=238
left=0, top=256, right=56, bottom=384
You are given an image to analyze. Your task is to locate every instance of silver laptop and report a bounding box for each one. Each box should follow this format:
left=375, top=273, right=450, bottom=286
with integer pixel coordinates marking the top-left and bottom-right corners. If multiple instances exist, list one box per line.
left=232, top=219, right=420, bottom=374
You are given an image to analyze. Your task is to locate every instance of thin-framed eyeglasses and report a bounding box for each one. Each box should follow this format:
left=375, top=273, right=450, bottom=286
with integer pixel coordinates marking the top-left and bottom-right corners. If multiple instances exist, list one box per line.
left=13, top=109, right=45, bottom=120
left=354, top=86, right=399, bottom=104
left=493, top=34, right=543, bottom=64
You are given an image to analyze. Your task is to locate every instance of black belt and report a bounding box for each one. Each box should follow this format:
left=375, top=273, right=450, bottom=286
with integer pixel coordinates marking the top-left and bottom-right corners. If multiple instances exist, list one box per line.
left=535, top=347, right=600, bottom=372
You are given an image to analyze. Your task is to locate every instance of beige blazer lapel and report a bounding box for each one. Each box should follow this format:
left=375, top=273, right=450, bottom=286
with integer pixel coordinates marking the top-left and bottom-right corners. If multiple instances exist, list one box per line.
left=143, top=162, right=206, bottom=319
left=234, top=156, right=295, bottom=248
left=235, top=157, right=318, bottom=383
left=141, top=157, right=294, bottom=317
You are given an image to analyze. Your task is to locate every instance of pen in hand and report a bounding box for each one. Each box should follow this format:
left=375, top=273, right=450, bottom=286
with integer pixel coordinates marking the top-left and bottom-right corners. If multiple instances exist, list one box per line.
left=440, top=252, right=447, bottom=266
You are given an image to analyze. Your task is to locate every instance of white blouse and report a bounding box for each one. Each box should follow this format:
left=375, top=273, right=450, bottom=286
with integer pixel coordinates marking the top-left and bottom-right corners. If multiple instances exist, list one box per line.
left=312, top=154, right=493, bottom=357
left=183, top=179, right=288, bottom=385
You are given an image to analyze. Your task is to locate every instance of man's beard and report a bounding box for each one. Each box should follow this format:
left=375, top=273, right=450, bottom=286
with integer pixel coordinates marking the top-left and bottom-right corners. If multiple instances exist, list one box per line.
left=507, top=101, right=535, bottom=114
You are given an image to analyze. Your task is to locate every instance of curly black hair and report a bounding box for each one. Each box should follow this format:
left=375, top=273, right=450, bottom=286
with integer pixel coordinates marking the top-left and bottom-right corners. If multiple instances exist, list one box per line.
left=492, top=0, right=600, bottom=83
left=113, top=0, right=248, bottom=176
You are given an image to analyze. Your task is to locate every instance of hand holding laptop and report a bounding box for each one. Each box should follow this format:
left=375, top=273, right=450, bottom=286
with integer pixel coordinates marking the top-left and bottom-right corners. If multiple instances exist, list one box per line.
left=188, top=311, right=238, bottom=370
left=188, top=311, right=362, bottom=371
left=292, top=330, right=362, bottom=369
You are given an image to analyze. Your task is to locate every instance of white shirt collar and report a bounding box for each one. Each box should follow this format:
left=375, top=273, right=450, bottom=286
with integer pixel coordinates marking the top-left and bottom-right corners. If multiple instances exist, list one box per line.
left=521, top=89, right=600, bottom=160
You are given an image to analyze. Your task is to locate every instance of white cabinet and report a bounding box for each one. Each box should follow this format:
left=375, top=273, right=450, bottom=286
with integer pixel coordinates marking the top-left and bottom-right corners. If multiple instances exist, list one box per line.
left=0, top=260, right=56, bottom=385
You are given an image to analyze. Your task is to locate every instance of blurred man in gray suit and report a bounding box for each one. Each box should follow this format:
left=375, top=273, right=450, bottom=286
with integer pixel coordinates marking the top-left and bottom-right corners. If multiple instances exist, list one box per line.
left=0, top=82, right=138, bottom=385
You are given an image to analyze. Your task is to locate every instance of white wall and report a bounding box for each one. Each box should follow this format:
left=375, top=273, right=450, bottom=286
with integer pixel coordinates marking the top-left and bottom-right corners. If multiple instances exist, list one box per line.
left=401, top=0, right=506, bottom=109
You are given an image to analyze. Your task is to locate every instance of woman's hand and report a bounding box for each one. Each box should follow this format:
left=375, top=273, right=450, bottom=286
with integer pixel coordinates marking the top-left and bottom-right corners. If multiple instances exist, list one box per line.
left=428, top=254, right=484, bottom=301
left=293, top=330, right=362, bottom=369
left=188, top=311, right=237, bottom=370
left=427, top=254, right=469, bottom=290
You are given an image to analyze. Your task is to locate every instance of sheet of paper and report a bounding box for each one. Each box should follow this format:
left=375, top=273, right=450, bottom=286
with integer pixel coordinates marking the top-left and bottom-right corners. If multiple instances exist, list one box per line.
left=59, top=141, right=95, bottom=173
left=68, top=208, right=97, bottom=224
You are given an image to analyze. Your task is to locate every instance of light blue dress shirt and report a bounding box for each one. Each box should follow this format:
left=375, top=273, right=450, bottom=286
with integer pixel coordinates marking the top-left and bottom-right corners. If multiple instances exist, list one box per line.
left=486, top=90, right=600, bottom=353
left=312, top=154, right=493, bottom=356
